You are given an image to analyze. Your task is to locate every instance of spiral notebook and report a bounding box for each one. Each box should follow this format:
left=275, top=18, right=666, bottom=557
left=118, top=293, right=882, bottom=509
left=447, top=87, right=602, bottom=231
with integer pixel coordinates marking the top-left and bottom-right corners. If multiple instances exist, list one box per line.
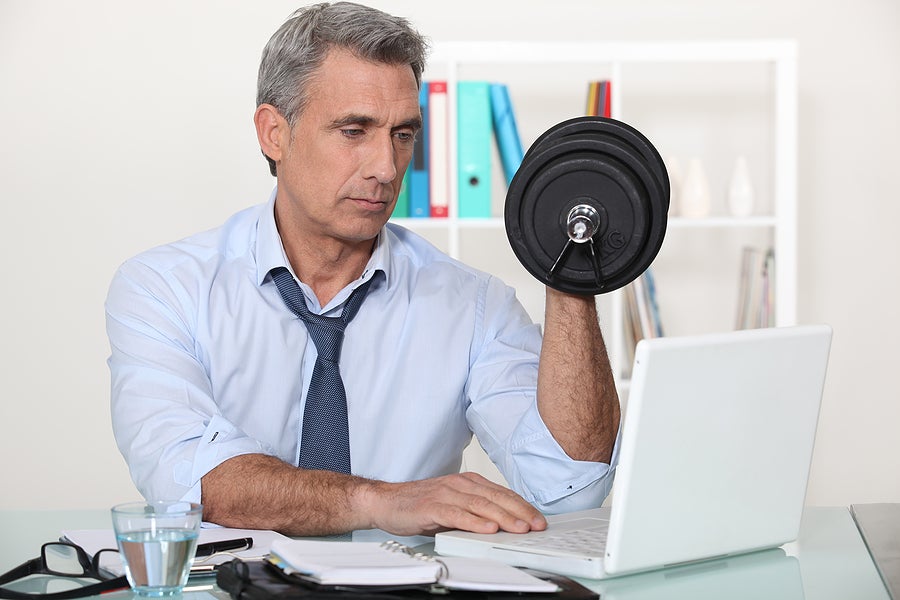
left=268, top=539, right=559, bottom=592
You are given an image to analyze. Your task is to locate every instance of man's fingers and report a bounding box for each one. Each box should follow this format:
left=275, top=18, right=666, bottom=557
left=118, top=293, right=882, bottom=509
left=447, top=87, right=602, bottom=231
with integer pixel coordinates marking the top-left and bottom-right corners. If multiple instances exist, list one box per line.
left=368, top=473, right=548, bottom=536
left=428, top=473, right=547, bottom=533
left=456, top=472, right=547, bottom=531
left=428, top=502, right=503, bottom=534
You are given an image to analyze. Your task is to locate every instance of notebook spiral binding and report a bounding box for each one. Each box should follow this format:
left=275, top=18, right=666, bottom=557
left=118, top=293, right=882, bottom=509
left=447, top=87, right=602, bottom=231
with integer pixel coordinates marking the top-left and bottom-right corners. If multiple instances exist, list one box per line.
left=379, top=541, right=450, bottom=582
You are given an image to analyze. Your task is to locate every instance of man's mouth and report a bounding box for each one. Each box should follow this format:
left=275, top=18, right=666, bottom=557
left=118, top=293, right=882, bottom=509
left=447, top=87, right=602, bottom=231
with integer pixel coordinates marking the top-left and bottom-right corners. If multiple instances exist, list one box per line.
left=349, top=196, right=389, bottom=210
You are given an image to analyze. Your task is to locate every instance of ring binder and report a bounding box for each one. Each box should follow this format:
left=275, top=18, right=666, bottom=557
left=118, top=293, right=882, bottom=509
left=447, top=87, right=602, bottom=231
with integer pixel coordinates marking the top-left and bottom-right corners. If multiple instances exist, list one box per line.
left=216, top=558, right=600, bottom=600
left=264, top=538, right=566, bottom=594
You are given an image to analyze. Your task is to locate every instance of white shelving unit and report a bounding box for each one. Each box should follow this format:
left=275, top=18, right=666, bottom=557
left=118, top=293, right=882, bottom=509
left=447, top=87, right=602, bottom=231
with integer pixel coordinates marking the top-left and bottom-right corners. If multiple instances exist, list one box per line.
left=393, top=40, right=798, bottom=383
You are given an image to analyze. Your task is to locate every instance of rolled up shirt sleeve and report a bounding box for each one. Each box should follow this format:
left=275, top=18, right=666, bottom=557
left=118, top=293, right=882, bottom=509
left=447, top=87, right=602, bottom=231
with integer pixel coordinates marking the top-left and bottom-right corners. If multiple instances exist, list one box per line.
left=106, top=258, right=268, bottom=503
left=507, top=404, right=621, bottom=512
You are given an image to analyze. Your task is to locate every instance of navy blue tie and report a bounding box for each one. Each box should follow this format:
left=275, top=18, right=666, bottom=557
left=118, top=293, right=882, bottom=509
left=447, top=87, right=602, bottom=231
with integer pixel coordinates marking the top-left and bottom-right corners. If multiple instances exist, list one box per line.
left=271, top=267, right=372, bottom=473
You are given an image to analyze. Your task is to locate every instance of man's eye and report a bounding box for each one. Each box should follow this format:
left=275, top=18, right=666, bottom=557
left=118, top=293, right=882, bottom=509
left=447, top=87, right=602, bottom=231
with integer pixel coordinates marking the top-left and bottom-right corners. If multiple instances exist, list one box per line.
left=341, top=128, right=364, bottom=137
left=394, top=131, right=415, bottom=142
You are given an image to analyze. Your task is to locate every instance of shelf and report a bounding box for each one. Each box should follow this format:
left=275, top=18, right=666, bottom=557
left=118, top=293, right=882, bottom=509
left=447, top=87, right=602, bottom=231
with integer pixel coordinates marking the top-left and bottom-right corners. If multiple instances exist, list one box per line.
left=393, top=216, right=778, bottom=229
left=667, top=216, right=778, bottom=228
left=430, top=40, right=797, bottom=65
left=415, top=40, right=797, bottom=382
left=391, top=217, right=504, bottom=229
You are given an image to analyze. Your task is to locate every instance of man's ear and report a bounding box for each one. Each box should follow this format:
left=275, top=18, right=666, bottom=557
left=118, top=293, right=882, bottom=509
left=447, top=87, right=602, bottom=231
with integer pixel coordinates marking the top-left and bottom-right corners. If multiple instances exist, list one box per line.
left=254, top=104, right=289, bottom=165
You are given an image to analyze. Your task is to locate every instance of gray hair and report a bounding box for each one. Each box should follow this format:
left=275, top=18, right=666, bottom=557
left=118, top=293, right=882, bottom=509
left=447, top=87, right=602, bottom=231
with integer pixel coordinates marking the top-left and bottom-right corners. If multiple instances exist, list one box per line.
left=257, top=2, right=430, bottom=176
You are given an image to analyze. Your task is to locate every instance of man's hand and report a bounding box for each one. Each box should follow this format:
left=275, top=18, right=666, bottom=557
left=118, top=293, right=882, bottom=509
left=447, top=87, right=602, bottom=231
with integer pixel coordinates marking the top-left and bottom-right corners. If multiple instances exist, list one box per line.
left=202, top=455, right=546, bottom=537
left=360, top=471, right=547, bottom=536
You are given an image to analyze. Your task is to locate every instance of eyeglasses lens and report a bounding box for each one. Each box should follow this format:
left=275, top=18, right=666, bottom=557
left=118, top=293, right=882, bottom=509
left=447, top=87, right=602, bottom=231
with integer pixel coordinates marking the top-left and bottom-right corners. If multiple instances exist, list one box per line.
left=92, top=551, right=122, bottom=579
left=43, top=546, right=86, bottom=578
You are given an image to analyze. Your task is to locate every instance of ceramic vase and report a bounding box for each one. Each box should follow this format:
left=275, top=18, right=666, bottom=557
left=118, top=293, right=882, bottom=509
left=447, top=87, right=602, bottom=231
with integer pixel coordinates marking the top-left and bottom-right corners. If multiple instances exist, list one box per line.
left=727, top=156, right=755, bottom=217
left=679, top=158, right=711, bottom=218
left=664, top=155, right=681, bottom=217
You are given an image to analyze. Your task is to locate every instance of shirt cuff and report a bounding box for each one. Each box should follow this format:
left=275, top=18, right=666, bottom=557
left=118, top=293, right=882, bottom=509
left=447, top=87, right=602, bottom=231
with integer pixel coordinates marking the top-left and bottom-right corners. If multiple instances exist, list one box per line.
left=509, top=404, right=622, bottom=513
left=175, top=414, right=269, bottom=504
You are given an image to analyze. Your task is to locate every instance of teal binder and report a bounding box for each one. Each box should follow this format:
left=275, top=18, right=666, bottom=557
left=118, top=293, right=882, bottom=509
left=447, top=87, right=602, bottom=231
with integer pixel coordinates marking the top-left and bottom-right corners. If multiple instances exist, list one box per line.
left=489, top=83, right=524, bottom=186
left=393, top=169, right=410, bottom=218
left=457, top=81, right=492, bottom=218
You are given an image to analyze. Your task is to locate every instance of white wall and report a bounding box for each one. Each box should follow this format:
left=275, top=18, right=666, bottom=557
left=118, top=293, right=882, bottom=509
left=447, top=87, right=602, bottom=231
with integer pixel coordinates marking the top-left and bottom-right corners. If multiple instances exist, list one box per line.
left=1, top=0, right=897, bottom=509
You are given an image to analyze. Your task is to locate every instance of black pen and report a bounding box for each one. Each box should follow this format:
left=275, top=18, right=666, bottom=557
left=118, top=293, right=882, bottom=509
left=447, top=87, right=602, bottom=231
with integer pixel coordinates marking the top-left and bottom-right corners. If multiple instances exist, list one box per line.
left=195, top=537, right=254, bottom=557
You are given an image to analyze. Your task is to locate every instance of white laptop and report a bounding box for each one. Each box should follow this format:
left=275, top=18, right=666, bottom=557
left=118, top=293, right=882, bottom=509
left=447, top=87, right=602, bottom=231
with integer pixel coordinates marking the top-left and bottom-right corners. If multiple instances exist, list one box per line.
left=435, top=325, right=833, bottom=580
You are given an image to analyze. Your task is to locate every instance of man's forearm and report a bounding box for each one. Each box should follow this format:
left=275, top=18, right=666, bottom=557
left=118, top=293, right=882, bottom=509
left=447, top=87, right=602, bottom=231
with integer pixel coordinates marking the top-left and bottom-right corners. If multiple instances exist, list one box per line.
left=201, top=453, right=548, bottom=537
left=201, top=453, right=376, bottom=535
left=537, top=288, right=620, bottom=463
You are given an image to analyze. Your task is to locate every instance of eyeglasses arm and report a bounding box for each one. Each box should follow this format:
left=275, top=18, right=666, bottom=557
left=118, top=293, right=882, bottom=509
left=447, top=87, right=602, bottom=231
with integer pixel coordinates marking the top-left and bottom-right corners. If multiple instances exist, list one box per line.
left=0, top=559, right=42, bottom=588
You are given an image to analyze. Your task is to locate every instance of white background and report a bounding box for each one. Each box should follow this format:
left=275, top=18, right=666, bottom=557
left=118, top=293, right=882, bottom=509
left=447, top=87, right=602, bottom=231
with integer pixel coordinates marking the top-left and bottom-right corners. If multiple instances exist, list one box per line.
left=0, top=0, right=897, bottom=509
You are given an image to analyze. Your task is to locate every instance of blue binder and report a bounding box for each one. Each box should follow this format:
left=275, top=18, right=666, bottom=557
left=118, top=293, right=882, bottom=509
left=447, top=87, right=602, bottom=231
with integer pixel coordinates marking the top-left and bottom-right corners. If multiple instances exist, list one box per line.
left=409, top=84, right=430, bottom=218
left=489, top=83, right=524, bottom=186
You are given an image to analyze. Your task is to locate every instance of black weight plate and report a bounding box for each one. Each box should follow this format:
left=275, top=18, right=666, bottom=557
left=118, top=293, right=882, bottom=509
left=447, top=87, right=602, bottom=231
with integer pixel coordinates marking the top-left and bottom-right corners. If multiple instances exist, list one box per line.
left=510, top=117, right=668, bottom=293
left=526, top=116, right=670, bottom=207
left=506, top=117, right=668, bottom=294
left=509, top=157, right=652, bottom=293
left=515, top=147, right=651, bottom=283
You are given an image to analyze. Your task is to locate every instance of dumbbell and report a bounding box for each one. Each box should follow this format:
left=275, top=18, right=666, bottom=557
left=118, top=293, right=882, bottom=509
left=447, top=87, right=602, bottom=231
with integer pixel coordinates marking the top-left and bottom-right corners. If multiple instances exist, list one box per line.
left=505, top=116, right=669, bottom=295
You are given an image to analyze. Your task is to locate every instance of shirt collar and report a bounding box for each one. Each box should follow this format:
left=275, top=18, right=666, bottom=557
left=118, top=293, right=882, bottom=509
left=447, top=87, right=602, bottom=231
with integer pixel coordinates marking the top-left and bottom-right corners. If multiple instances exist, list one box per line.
left=255, top=187, right=391, bottom=300
left=256, top=188, right=286, bottom=286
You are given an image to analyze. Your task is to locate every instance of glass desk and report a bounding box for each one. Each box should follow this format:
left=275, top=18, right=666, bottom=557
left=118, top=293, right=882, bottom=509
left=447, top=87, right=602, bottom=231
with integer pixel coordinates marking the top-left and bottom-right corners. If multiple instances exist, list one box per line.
left=0, top=507, right=889, bottom=599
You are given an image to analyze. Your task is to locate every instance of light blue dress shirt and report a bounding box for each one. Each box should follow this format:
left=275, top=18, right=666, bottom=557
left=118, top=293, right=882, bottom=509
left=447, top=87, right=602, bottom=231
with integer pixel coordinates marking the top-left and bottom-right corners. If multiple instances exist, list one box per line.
left=106, top=191, right=619, bottom=513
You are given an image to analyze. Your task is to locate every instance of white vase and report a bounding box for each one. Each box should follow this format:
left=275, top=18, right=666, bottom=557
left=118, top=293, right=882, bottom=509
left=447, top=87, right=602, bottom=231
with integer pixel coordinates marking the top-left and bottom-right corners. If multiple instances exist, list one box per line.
left=727, top=156, right=755, bottom=218
left=680, top=158, right=711, bottom=218
left=664, top=155, right=681, bottom=217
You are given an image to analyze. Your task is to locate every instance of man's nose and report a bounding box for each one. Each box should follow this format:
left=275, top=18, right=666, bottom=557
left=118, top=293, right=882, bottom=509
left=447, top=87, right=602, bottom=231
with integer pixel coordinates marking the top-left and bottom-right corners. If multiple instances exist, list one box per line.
left=364, top=134, right=398, bottom=184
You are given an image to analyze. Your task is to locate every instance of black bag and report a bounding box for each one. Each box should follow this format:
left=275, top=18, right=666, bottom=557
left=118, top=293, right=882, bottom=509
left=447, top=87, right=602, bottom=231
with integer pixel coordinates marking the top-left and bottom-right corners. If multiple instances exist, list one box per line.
left=216, top=560, right=599, bottom=600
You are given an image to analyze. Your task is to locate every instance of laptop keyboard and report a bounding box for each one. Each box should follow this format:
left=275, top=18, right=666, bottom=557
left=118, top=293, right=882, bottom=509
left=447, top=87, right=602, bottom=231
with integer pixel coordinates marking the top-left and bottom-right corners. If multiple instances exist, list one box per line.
left=505, top=527, right=608, bottom=556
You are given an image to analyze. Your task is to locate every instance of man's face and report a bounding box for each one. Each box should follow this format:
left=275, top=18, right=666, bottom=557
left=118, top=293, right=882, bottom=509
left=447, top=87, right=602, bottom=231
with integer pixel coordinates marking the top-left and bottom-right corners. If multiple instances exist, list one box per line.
left=275, top=48, right=421, bottom=246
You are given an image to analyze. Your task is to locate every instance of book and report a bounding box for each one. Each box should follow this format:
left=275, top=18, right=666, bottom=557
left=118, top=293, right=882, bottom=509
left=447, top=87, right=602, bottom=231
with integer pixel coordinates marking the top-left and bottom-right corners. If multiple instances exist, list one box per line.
left=457, top=81, right=492, bottom=218
left=736, top=246, right=775, bottom=329
left=393, top=169, right=410, bottom=218
left=621, top=270, right=664, bottom=376
left=762, top=248, right=776, bottom=326
left=631, top=274, right=655, bottom=341
left=268, top=539, right=559, bottom=592
left=622, top=286, right=640, bottom=377
left=585, top=80, right=611, bottom=118
left=735, top=246, right=759, bottom=329
left=409, top=83, right=430, bottom=218
left=624, top=270, right=662, bottom=343
left=489, top=83, right=524, bottom=186
left=643, top=268, right=664, bottom=337
left=428, top=81, right=449, bottom=218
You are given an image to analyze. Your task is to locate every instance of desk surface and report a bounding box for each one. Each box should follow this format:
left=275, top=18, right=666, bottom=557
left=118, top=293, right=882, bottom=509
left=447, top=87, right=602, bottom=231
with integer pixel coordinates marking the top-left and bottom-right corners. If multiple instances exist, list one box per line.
left=0, top=507, right=889, bottom=600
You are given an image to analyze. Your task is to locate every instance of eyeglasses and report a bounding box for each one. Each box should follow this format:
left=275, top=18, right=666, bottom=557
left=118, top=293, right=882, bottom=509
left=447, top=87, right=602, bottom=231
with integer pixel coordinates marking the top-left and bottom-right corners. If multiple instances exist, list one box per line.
left=0, top=542, right=128, bottom=600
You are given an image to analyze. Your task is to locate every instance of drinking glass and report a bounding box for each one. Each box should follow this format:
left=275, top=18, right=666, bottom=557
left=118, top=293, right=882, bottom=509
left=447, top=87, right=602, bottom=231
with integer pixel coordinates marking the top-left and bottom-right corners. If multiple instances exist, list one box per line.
left=110, top=501, right=202, bottom=596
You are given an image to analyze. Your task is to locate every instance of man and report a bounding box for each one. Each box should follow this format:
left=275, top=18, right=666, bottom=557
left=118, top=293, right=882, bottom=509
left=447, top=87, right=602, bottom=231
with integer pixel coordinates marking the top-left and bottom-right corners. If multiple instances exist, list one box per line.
left=106, top=2, right=620, bottom=537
